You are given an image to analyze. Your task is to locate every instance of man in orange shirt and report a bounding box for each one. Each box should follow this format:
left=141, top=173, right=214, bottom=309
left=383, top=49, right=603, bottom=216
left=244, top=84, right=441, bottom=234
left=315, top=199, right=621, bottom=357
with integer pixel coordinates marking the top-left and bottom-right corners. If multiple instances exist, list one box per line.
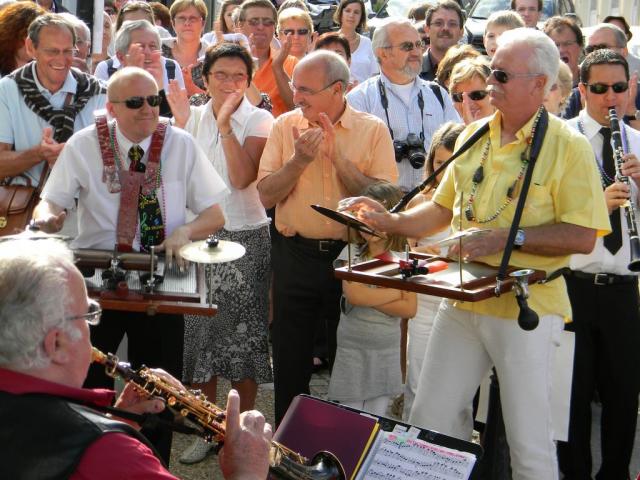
left=238, top=0, right=297, bottom=117
left=257, top=50, right=397, bottom=424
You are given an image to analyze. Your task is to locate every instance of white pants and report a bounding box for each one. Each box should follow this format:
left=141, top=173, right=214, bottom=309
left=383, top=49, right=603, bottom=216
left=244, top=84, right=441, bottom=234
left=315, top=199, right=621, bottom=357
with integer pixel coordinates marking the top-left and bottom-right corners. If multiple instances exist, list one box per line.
left=409, top=300, right=563, bottom=480
left=403, top=295, right=442, bottom=420
left=342, top=395, right=391, bottom=417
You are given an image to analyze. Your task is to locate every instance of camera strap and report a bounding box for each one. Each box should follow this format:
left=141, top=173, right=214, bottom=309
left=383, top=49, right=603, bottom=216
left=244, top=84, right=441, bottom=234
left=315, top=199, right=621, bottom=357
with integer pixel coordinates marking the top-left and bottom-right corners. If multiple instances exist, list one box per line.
left=377, top=77, right=425, bottom=142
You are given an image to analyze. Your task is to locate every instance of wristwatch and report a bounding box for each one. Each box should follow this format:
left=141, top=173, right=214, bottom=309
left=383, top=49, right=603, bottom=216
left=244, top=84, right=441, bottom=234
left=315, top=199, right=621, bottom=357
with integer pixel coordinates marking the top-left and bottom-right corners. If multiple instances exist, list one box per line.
left=514, top=229, right=525, bottom=249
left=623, top=110, right=640, bottom=123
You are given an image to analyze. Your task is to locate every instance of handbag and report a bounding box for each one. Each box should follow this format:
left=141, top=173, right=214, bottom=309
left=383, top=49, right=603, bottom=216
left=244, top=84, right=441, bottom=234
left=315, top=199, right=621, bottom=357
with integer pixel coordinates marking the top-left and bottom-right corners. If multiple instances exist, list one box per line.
left=0, top=167, right=49, bottom=237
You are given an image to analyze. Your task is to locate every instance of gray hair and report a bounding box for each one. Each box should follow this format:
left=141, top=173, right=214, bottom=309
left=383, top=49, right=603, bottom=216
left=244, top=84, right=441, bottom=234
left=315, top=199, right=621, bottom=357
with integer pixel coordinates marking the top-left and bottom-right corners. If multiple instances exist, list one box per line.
left=497, top=27, right=559, bottom=95
left=115, top=19, right=160, bottom=55
left=371, top=17, right=416, bottom=60
left=486, top=10, right=525, bottom=30
left=296, top=50, right=350, bottom=91
left=28, top=13, right=77, bottom=47
left=590, top=23, right=628, bottom=48
left=0, top=239, right=77, bottom=370
left=59, top=12, right=91, bottom=43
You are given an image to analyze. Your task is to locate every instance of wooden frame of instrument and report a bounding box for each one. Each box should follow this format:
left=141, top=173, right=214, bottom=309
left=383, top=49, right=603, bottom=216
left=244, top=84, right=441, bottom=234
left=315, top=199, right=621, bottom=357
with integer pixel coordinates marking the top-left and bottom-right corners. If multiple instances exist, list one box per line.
left=335, top=252, right=547, bottom=302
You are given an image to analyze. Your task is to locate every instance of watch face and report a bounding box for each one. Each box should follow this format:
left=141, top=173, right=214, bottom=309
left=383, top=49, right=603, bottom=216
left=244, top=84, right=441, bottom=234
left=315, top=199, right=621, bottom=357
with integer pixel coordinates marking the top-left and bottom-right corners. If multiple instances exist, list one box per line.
left=515, top=229, right=525, bottom=246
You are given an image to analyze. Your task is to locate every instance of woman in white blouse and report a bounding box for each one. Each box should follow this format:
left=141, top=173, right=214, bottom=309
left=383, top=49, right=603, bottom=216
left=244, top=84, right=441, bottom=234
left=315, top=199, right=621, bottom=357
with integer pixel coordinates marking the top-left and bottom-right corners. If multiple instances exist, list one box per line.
left=168, top=42, right=274, bottom=464
left=334, top=0, right=378, bottom=83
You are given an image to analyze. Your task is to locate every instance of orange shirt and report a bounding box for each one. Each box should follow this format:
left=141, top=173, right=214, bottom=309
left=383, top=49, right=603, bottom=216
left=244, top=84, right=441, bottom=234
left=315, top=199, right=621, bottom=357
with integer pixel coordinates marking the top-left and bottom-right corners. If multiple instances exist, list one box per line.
left=253, top=50, right=298, bottom=118
left=258, top=104, right=398, bottom=239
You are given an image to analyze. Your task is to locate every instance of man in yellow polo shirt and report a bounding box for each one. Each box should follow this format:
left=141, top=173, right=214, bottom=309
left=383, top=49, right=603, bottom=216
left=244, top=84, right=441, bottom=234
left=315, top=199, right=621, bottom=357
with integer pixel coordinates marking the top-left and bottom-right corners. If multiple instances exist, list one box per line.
left=340, top=28, right=610, bottom=480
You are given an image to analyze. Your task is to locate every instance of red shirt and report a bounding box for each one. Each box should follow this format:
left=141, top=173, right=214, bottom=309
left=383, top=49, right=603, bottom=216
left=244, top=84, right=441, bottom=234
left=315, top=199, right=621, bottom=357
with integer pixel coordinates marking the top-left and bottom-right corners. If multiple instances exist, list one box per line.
left=0, top=368, right=177, bottom=480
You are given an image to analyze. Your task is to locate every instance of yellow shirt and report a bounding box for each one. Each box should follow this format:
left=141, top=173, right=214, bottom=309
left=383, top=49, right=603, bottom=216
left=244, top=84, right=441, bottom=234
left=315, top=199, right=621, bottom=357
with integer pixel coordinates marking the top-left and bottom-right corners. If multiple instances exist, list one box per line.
left=433, top=110, right=611, bottom=320
left=258, top=104, right=398, bottom=239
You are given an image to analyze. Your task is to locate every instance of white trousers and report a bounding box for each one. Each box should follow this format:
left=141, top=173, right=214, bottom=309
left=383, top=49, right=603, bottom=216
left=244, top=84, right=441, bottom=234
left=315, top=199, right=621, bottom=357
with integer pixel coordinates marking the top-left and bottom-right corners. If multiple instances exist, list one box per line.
left=409, top=300, right=563, bottom=480
left=342, top=395, right=391, bottom=417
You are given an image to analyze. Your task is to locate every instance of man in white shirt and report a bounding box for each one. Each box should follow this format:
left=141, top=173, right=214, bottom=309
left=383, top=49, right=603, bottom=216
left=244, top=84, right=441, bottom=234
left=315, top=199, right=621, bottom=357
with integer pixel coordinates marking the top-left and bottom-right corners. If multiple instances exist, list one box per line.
left=348, top=19, right=459, bottom=192
left=560, top=49, right=640, bottom=480
left=32, top=66, right=227, bottom=463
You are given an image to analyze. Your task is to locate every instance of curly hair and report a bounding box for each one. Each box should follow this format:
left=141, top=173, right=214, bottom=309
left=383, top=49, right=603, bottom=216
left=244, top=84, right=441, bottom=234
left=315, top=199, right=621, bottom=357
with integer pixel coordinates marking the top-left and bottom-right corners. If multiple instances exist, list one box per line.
left=0, top=2, right=46, bottom=76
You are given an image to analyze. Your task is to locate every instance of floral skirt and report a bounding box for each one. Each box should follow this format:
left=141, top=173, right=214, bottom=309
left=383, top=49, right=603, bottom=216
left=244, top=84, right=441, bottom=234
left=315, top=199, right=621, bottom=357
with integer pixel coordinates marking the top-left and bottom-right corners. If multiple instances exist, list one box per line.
left=182, top=225, right=272, bottom=384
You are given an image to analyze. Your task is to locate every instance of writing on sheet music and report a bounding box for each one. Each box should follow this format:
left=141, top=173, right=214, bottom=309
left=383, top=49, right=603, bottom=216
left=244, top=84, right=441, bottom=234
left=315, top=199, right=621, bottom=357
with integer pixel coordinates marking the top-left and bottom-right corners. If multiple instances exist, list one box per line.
left=361, top=432, right=476, bottom=480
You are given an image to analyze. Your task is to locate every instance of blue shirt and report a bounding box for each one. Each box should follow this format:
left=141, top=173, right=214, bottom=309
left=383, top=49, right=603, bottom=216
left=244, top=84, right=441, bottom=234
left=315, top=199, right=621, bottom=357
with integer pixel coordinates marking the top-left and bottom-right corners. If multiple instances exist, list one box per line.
left=0, top=64, right=107, bottom=185
left=347, top=72, right=460, bottom=192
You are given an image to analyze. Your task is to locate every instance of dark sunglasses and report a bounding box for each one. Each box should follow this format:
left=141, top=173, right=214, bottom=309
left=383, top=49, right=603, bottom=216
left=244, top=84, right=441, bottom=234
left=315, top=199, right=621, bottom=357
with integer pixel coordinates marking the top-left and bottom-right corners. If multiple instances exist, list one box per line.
left=585, top=44, right=618, bottom=54
left=111, top=95, right=162, bottom=109
left=451, top=90, right=489, bottom=103
left=490, top=69, right=540, bottom=84
left=384, top=40, right=426, bottom=52
left=282, top=28, right=309, bottom=36
left=584, top=82, right=629, bottom=94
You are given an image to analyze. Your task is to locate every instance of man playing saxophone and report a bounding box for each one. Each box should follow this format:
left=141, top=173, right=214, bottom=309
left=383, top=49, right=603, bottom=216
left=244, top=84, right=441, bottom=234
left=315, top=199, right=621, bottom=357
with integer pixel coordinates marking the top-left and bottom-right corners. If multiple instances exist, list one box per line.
left=559, top=49, right=640, bottom=480
left=0, top=238, right=271, bottom=480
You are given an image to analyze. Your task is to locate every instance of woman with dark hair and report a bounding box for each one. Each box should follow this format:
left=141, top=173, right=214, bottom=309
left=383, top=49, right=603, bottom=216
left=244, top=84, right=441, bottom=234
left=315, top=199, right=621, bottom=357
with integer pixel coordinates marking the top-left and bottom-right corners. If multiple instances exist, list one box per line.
left=167, top=42, right=274, bottom=465
left=0, top=2, right=45, bottom=77
left=334, top=0, right=377, bottom=82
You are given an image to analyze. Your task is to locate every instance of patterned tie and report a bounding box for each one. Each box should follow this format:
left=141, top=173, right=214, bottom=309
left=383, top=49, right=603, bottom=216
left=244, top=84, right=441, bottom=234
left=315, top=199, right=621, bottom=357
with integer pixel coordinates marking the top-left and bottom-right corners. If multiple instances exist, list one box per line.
left=601, top=127, right=622, bottom=254
left=128, top=145, right=145, bottom=172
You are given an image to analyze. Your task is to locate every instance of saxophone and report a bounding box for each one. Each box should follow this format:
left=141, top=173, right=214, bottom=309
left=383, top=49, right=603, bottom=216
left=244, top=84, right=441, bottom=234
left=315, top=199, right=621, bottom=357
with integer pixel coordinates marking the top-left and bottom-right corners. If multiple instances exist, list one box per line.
left=91, top=348, right=345, bottom=480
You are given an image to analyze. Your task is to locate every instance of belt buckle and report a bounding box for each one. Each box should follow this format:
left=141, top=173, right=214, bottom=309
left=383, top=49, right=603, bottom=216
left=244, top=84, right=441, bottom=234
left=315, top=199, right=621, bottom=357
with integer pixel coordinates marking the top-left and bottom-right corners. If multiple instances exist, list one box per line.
left=594, top=273, right=609, bottom=285
left=318, top=240, right=330, bottom=252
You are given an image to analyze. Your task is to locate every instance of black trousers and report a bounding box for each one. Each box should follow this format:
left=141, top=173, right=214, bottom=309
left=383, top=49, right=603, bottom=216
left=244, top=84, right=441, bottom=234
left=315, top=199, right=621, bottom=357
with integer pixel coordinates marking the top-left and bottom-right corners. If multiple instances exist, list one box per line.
left=271, top=234, right=343, bottom=425
left=558, top=274, right=640, bottom=480
left=84, top=309, right=184, bottom=465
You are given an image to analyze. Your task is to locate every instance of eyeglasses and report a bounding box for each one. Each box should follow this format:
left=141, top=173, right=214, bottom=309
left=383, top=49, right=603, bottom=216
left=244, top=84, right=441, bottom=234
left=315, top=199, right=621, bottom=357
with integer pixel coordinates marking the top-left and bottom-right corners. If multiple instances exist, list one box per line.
left=383, top=40, right=426, bottom=52
left=211, top=71, right=248, bottom=83
left=583, top=82, right=629, bottom=94
left=281, top=28, right=310, bottom=36
left=429, top=20, right=460, bottom=29
left=110, top=95, right=162, bottom=109
left=246, top=17, right=276, bottom=27
left=174, top=15, right=203, bottom=25
left=41, top=48, right=79, bottom=58
left=585, top=44, right=621, bottom=54
left=554, top=40, right=578, bottom=49
left=65, top=299, right=102, bottom=326
left=490, top=69, right=541, bottom=84
left=289, top=80, right=338, bottom=96
left=451, top=90, right=489, bottom=103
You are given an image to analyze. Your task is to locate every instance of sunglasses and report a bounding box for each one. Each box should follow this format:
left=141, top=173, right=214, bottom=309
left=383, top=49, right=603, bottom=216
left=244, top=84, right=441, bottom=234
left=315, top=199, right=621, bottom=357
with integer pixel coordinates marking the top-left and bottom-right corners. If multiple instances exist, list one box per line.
left=65, top=299, right=102, bottom=326
left=584, top=82, right=629, bottom=94
left=384, top=40, right=426, bottom=52
left=451, top=90, right=489, bottom=103
left=282, top=28, right=310, bottom=36
left=110, top=95, right=162, bottom=109
left=490, top=69, right=541, bottom=84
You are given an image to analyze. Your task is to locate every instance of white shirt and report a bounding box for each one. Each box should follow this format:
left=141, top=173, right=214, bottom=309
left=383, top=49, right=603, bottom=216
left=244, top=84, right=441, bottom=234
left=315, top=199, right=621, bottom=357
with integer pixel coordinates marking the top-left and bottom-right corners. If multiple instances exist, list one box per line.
left=93, top=56, right=185, bottom=91
left=42, top=122, right=229, bottom=250
left=0, top=64, right=107, bottom=185
left=201, top=32, right=250, bottom=49
left=347, top=71, right=461, bottom=191
left=568, top=110, right=640, bottom=275
left=349, top=34, right=379, bottom=83
left=184, top=97, right=273, bottom=230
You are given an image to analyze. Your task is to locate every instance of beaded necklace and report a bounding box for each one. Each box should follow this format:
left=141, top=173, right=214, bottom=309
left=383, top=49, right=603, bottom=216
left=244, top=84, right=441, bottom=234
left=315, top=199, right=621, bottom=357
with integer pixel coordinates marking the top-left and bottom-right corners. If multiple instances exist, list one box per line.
left=576, top=118, right=628, bottom=188
left=464, top=107, right=544, bottom=224
left=108, top=123, right=168, bottom=244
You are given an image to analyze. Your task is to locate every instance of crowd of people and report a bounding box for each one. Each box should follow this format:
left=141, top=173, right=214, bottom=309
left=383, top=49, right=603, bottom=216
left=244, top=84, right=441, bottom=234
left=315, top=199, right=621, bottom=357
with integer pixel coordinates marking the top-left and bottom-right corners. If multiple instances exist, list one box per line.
left=0, top=0, right=639, bottom=478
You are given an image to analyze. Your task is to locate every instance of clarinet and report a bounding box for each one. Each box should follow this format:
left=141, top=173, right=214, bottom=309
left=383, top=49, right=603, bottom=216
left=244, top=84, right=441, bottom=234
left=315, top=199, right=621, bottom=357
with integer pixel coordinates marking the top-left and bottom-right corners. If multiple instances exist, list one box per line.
left=92, top=348, right=346, bottom=480
left=608, top=107, right=640, bottom=271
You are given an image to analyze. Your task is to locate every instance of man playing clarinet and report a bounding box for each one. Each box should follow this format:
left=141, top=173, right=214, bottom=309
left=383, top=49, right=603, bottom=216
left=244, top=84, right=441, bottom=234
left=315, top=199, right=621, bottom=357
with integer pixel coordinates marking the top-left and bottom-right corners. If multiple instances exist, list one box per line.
left=340, top=28, right=610, bottom=480
left=558, top=49, right=640, bottom=480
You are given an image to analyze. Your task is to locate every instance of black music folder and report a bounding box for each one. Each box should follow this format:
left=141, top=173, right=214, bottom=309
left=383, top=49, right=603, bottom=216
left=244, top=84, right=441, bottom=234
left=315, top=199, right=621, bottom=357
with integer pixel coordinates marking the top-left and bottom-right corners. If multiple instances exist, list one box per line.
left=274, top=395, right=483, bottom=480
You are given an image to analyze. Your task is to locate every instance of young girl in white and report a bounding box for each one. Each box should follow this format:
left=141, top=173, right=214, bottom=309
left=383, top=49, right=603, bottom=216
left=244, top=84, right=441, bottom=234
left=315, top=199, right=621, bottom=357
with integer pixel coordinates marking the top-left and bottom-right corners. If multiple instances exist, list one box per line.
left=328, top=182, right=417, bottom=416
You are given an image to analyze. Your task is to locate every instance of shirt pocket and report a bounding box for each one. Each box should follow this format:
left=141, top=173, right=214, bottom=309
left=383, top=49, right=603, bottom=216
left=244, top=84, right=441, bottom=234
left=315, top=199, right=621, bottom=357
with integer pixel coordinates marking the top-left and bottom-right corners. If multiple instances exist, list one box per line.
left=523, top=183, right=555, bottom=226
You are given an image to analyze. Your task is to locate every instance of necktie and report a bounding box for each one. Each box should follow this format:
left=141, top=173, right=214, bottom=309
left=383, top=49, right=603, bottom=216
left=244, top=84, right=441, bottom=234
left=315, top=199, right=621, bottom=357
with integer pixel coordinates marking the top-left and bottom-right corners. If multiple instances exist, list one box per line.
left=128, top=145, right=145, bottom=172
left=601, top=127, right=623, bottom=254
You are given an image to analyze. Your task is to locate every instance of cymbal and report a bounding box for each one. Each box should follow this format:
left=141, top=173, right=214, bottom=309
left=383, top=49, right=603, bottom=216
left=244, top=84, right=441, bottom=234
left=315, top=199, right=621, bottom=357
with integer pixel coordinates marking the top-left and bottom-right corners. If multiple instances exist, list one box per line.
left=179, top=239, right=246, bottom=264
left=311, top=204, right=382, bottom=238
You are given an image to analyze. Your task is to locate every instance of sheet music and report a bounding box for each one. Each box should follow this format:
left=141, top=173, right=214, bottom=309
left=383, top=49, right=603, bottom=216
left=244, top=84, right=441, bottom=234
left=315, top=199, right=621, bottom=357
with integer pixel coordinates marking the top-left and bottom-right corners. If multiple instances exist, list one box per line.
left=356, top=431, right=476, bottom=480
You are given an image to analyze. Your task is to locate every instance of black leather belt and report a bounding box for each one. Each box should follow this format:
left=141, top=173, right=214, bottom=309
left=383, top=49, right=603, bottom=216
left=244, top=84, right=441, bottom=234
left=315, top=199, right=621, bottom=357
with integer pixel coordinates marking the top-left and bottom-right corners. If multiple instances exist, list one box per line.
left=287, top=235, right=345, bottom=253
left=566, top=270, right=637, bottom=285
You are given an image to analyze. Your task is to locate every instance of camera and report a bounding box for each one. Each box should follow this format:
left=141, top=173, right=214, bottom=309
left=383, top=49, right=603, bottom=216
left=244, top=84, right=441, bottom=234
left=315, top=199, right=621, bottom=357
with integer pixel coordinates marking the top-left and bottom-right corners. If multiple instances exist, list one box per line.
left=393, top=133, right=426, bottom=169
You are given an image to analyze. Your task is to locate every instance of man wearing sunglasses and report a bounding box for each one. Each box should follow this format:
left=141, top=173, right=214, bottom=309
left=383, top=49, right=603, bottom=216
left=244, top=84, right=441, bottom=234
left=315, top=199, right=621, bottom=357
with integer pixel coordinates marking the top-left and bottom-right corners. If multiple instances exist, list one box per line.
left=559, top=49, right=640, bottom=480
left=340, top=28, right=610, bottom=480
left=32, top=66, right=228, bottom=462
left=0, top=238, right=272, bottom=480
left=347, top=19, right=459, bottom=192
